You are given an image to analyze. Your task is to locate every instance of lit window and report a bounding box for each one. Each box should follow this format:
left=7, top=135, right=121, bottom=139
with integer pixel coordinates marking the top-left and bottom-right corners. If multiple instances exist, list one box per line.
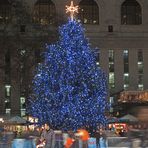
left=21, top=109, right=26, bottom=117
left=124, top=73, right=129, bottom=84
left=5, top=85, right=11, bottom=97
left=123, top=49, right=128, bottom=54
left=124, top=84, right=129, bottom=90
left=137, top=49, right=143, bottom=88
left=109, top=72, right=115, bottom=88
left=121, top=0, right=142, bottom=25
left=109, top=49, right=114, bottom=62
left=138, top=50, right=143, bottom=74
left=109, top=63, right=114, bottom=72
left=95, top=51, right=100, bottom=66
left=109, top=49, right=115, bottom=88
left=6, top=109, right=11, bottom=114
left=123, top=49, right=129, bottom=73
left=20, top=97, right=26, bottom=109
left=78, top=0, right=99, bottom=24
left=138, top=61, right=142, bottom=65
left=109, top=97, right=114, bottom=113
left=124, top=73, right=129, bottom=76
left=5, top=100, right=10, bottom=109
left=123, top=49, right=129, bottom=88
left=138, top=63, right=143, bottom=74
left=0, top=118, right=4, bottom=123
left=109, top=97, right=114, bottom=105
left=138, top=84, right=143, bottom=90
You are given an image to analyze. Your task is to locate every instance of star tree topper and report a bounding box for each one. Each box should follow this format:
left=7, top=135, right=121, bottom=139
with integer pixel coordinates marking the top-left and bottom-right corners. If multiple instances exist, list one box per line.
left=66, top=1, right=78, bottom=21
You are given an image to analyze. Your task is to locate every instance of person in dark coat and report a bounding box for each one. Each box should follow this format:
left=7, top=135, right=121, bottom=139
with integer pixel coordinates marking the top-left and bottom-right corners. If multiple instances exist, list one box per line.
left=40, top=123, right=55, bottom=148
left=67, top=130, right=77, bottom=148
left=94, top=129, right=100, bottom=148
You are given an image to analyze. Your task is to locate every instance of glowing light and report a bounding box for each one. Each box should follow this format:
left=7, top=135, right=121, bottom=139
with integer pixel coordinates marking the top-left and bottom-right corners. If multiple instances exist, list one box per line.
left=28, top=17, right=108, bottom=131
left=66, top=1, right=78, bottom=21
left=0, top=118, right=4, bottom=123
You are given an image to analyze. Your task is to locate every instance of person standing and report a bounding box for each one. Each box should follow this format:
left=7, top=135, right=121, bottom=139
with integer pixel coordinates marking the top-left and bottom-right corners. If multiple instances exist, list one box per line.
left=94, top=128, right=100, bottom=148
left=99, top=128, right=107, bottom=148
left=40, top=123, right=55, bottom=148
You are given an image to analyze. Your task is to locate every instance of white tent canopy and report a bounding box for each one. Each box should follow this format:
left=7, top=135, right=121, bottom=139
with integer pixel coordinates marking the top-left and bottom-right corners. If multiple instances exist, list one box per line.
left=8, top=116, right=27, bottom=124
left=119, top=114, right=138, bottom=122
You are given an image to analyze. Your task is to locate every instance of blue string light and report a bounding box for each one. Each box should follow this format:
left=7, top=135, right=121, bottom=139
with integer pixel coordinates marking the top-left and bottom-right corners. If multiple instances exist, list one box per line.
left=28, top=19, right=108, bottom=131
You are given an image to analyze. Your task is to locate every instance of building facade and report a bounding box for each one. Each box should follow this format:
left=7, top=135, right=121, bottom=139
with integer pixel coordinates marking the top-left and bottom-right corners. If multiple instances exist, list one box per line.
left=0, top=0, right=148, bottom=116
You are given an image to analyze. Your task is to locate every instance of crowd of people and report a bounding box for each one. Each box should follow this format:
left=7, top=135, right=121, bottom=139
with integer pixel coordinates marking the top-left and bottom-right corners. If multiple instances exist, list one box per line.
left=1, top=122, right=147, bottom=148
left=35, top=123, right=108, bottom=148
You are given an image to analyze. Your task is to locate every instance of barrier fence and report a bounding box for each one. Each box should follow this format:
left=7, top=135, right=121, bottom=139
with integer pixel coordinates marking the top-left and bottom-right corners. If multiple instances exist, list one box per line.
left=0, top=132, right=143, bottom=148
left=4, top=137, right=106, bottom=148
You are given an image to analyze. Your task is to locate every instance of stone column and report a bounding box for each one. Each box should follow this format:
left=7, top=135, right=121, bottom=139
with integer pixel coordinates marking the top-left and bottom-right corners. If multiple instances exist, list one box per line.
left=129, top=49, right=138, bottom=90
left=10, top=54, right=21, bottom=116
left=100, top=48, right=109, bottom=75
left=114, top=49, right=124, bottom=92
left=0, top=52, right=5, bottom=115
left=143, top=49, right=148, bottom=89
left=11, top=81, right=20, bottom=116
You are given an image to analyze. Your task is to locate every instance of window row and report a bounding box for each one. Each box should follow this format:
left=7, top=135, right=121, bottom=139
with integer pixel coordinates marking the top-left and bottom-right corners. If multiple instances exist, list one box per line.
left=107, top=49, right=144, bottom=90
left=0, top=0, right=142, bottom=25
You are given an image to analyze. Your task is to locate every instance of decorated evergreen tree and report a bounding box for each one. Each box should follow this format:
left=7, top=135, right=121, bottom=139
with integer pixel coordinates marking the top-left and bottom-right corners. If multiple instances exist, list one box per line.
left=28, top=2, right=108, bottom=131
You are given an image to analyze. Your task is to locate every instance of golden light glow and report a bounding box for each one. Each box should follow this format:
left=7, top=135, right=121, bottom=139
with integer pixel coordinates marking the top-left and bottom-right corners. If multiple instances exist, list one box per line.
left=118, top=90, right=148, bottom=103
left=66, top=1, right=78, bottom=21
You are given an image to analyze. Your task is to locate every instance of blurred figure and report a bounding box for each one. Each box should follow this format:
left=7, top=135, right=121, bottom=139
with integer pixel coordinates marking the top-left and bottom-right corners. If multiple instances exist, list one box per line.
left=94, top=127, right=100, bottom=148
left=140, top=129, right=148, bottom=148
left=31, top=127, right=41, bottom=137
left=119, top=130, right=126, bottom=137
left=64, top=137, right=74, bottom=148
left=54, top=130, right=64, bottom=148
left=99, top=128, right=107, bottom=148
left=13, top=130, right=17, bottom=138
left=40, top=123, right=55, bottom=148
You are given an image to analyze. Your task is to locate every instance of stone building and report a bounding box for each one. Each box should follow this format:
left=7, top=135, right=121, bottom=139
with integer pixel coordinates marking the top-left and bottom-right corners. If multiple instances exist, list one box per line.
left=0, top=0, right=148, bottom=116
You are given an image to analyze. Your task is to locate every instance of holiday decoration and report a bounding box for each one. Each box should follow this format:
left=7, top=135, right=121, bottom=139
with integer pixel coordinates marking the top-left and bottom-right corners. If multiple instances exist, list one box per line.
left=28, top=1, right=108, bottom=131
left=66, top=1, right=78, bottom=21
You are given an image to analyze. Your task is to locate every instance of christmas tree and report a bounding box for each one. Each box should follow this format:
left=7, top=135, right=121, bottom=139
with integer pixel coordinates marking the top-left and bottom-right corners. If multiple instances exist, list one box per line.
left=28, top=2, right=108, bottom=131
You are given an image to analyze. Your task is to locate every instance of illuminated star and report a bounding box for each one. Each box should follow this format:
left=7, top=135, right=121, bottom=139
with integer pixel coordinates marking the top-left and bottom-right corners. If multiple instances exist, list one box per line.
left=66, top=1, right=78, bottom=21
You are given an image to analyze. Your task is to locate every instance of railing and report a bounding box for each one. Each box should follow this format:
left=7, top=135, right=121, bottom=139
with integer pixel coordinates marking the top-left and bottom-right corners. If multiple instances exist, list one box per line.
left=0, top=142, right=11, bottom=148
left=1, top=131, right=143, bottom=148
left=0, top=132, right=14, bottom=148
left=107, top=137, right=128, bottom=147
